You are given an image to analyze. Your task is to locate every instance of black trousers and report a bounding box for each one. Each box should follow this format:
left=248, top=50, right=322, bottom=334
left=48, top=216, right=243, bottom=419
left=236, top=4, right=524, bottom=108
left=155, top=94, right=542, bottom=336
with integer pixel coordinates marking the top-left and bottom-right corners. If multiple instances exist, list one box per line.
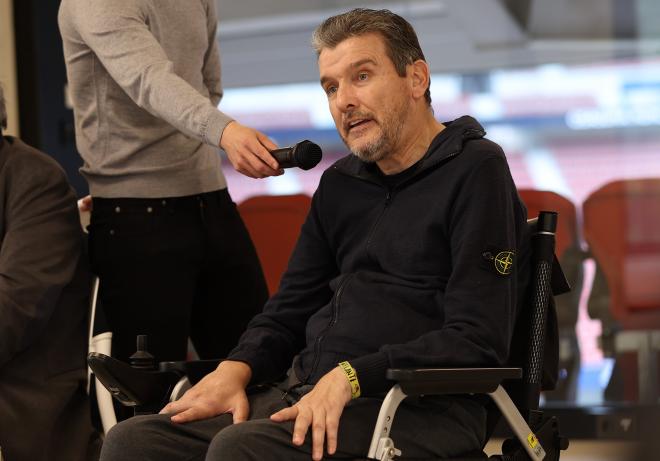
left=99, top=379, right=487, bottom=461
left=89, top=189, right=269, bottom=364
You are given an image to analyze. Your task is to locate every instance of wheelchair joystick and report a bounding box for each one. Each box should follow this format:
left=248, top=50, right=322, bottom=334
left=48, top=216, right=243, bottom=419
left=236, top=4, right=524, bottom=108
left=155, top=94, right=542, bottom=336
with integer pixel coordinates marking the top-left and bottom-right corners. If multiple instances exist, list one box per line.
left=130, top=335, right=156, bottom=370
left=88, top=334, right=184, bottom=413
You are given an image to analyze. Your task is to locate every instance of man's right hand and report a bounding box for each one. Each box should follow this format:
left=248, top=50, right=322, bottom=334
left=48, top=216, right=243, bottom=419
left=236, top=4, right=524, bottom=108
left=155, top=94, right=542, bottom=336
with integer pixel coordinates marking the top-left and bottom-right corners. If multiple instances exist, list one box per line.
left=220, top=121, right=283, bottom=178
left=159, top=360, right=252, bottom=424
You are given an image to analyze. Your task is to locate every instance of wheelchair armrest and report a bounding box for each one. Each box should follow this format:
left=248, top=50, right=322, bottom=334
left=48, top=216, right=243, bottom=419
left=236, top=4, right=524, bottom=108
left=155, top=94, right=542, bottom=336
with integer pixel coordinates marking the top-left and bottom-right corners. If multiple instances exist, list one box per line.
left=386, top=367, right=522, bottom=396
left=88, top=352, right=183, bottom=408
left=159, top=359, right=222, bottom=385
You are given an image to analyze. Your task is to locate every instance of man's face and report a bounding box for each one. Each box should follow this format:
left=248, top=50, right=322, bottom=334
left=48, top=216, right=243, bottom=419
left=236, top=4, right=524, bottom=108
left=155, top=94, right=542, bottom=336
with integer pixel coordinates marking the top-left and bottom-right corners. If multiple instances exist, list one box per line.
left=318, top=33, right=412, bottom=163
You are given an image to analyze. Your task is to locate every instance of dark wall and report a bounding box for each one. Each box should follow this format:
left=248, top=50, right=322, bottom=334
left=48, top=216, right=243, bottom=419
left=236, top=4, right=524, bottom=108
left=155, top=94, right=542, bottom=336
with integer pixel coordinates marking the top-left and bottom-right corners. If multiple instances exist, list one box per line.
left=13, top=0, right=87, bottom=196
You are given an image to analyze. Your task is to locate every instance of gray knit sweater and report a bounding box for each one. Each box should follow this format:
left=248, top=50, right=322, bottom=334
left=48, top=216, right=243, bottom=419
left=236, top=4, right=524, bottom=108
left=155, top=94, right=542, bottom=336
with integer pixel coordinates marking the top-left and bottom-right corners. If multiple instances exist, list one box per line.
left=58, top=0, right=232, bottom=198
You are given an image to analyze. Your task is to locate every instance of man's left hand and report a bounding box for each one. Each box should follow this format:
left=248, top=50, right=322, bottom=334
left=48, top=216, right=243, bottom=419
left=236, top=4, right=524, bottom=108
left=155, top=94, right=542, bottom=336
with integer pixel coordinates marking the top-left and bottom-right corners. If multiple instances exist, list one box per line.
left=270, top=366, right=352, bottom=461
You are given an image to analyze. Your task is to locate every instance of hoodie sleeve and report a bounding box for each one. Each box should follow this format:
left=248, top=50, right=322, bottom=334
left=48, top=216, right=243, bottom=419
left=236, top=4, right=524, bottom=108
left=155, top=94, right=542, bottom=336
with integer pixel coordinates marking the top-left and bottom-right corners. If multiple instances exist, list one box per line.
left=351, top=152, right=528, bottom=395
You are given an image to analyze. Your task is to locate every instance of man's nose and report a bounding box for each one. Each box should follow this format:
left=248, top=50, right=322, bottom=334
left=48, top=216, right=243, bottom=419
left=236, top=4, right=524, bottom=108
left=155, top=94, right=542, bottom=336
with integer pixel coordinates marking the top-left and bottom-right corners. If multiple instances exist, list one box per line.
left=335, top=85, right=357, bottom=112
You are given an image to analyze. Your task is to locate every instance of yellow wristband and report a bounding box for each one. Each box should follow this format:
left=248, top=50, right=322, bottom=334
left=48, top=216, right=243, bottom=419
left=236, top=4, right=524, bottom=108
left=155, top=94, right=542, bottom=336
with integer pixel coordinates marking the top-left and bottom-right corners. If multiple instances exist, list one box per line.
left=338, top=361, right=361, bottom=399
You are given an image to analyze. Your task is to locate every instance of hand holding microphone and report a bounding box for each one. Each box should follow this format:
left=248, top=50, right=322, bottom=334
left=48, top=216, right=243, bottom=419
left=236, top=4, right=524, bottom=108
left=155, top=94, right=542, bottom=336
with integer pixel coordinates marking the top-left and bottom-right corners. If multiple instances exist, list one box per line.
left=270, top=140, right=323, bottom=170
left=220, top=121, right=282, bottom=178
left=220, top=120, right=322, bottom=177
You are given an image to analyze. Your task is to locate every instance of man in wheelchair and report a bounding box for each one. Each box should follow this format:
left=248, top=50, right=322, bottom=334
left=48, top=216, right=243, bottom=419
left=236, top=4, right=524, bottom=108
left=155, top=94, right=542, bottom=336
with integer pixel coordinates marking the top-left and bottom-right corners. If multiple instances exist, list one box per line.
left=101, top=8, right=536, bottom=461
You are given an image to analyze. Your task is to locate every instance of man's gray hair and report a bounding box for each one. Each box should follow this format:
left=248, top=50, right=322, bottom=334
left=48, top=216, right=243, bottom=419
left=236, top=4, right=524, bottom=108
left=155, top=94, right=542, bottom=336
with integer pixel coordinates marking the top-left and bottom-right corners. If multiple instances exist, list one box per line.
left=312, top=8, right=432, bottom=106
left=0, top=84, right=7, bottom=130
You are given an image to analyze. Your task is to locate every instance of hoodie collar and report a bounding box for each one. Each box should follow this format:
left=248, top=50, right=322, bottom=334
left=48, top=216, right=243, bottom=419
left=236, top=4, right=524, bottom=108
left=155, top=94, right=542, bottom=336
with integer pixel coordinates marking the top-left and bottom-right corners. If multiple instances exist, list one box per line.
left=420, top=115, right=486, bottom=167
left=332, top=115, right=486, bottom=183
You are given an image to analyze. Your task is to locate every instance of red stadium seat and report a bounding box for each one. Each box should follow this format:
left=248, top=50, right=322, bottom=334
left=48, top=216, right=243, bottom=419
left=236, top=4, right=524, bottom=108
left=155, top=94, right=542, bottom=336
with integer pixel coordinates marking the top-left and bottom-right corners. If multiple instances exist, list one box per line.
left=517, top=189, right=579, bottom=259
left=583, top=178, right=660, bottom=403
left=238, top=194, right=312, bottom=295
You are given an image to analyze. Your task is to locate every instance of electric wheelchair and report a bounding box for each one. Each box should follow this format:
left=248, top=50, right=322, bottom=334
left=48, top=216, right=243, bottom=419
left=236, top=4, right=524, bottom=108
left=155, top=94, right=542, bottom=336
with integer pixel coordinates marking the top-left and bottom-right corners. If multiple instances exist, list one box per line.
left=89, top=211, right=570, bottom=460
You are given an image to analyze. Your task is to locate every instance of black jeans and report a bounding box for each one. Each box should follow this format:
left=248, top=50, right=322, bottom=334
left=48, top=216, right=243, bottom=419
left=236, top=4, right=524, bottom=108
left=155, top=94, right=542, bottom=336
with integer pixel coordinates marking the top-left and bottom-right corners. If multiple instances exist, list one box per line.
left=89, top=189, right=269, bottom=364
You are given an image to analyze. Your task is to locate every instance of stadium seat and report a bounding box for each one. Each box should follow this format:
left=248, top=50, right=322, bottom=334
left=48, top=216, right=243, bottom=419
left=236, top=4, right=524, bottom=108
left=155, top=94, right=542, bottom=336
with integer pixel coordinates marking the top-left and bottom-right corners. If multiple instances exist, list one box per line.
left=238, top=194, right=312, bottom=295
left=583, top=178, right=660, bottom=403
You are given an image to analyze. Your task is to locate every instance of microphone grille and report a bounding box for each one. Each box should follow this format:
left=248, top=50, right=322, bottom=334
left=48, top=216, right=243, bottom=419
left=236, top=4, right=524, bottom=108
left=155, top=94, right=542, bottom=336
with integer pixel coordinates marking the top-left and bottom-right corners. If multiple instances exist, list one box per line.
left=294, top=140, right=323, bottom=170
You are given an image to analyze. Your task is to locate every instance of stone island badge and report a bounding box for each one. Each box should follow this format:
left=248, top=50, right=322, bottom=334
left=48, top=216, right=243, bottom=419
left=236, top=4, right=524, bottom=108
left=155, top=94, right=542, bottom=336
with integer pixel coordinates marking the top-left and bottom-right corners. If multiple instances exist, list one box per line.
left=482, top=248, right=515, bottom=276
left=494, top=251, right=515, bottom=275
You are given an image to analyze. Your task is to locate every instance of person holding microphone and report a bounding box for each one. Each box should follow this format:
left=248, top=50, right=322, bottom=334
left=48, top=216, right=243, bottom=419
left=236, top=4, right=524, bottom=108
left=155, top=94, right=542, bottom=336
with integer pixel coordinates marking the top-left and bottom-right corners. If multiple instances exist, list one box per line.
left=59, top=0, right=276, bottom=369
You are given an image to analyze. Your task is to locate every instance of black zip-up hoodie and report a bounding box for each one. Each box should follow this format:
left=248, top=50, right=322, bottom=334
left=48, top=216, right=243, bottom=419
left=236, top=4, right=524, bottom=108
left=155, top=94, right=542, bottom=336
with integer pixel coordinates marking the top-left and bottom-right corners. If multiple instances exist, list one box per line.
left=229, top=116, right=530, bottom=395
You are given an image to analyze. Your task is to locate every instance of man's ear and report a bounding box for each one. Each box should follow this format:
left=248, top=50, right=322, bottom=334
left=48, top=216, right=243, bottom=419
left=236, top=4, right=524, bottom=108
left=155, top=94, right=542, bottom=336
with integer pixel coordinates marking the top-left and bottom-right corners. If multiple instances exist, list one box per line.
left=409, top=60, right=430, bottom=101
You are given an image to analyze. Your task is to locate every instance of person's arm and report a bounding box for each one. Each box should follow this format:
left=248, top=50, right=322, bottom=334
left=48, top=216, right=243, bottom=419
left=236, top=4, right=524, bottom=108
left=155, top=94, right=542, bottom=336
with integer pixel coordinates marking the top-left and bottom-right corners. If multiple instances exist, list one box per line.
left=160, top=176, right=339, bottom=423
left=70, top=0, right=280, bottom=177
left=350, top=153, right=526, bottom=396
left=71, top=0, right=224, bottom=146
left=0, top=150, right=81, bottom=368
left=202, top=0, right=222, bottom=107
left=228, top=178, right=340, bottom=383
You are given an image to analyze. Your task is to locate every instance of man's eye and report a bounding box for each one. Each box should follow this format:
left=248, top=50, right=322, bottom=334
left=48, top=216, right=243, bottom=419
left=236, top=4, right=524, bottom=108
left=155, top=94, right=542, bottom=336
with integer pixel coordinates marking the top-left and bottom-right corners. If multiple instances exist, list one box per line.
left=358, top=72, right=368, bottom=81
left=325, top=86, right=337, bottom=96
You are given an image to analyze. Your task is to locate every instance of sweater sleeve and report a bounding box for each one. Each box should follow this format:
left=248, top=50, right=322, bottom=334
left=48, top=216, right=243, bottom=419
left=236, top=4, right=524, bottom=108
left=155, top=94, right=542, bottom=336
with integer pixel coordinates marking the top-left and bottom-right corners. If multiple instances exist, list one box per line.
left=70, top=0, right=231, bottom=146
left=350, top=154, right=527, bottom=395
left=0, top=147, right=82, bottom=368
left=228, top=177, right=340, bottom=383
left=203, top=0, right=223, bottom=107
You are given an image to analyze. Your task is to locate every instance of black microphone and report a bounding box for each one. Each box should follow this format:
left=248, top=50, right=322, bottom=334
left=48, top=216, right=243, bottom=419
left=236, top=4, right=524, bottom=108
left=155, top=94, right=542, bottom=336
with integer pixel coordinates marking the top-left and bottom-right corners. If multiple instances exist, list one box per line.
left=270, top=140, right=322, bottom=170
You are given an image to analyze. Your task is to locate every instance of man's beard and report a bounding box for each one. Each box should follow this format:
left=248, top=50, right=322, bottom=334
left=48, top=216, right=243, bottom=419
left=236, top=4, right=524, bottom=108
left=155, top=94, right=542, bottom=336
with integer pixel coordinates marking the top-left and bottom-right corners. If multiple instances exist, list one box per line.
left=341, top=104, right=406, bottom=163
left=349, top=131, right=390, bottom=163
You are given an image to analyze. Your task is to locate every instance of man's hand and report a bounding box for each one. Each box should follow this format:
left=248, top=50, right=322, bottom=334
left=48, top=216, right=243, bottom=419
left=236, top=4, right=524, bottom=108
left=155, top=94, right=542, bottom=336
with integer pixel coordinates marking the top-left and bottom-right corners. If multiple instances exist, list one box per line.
left=270, top=366, right=352, bottom=461
left=160, top=360, right=252, bottom=424
left=220, top=121, right=283, bottom=178
left=77, top=195, right=92, bottom=212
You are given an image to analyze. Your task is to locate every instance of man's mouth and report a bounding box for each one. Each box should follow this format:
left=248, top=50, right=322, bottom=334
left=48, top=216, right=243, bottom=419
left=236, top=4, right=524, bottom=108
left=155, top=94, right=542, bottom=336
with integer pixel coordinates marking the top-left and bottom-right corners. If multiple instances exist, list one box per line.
left=345, top=118, right=373, bottom=133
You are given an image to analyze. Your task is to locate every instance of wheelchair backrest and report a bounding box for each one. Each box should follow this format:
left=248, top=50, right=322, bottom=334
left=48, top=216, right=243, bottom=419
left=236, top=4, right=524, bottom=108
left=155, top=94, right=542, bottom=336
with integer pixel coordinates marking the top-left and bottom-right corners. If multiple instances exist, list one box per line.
left=489, top=211, right=569, bottom=433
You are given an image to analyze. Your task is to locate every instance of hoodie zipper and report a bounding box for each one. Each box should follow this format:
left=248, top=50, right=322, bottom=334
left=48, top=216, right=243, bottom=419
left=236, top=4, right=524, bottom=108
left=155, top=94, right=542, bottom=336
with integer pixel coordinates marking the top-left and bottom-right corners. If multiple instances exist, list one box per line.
left=364, top=187, right=394, bottom=260
left=394, top=148, right=463, bottom=191
left=302, top=274, right=353, bottom=384
left=301, top=128, right=481, bottom=381
left=334, top=146, right=466, bottom=268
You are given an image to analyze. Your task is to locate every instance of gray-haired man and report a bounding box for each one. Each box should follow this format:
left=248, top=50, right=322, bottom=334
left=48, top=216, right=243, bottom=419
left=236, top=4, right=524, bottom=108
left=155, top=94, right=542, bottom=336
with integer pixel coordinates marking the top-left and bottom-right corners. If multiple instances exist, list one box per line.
left=100, top=9, right=529, bottom=461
